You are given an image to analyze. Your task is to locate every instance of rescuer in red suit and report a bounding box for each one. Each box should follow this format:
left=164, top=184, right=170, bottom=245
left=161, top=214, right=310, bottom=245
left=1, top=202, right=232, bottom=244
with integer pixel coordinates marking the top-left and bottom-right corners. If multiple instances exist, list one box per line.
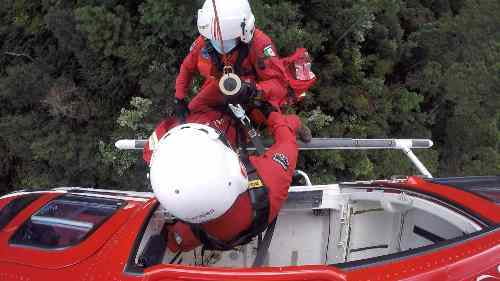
left=174, top=0, right=290, bottom=120
left=147, top=102, right=303, bottom=252
left=145, top=0, right=314, bottom=253
left=142, top=110, right=240, bottom=164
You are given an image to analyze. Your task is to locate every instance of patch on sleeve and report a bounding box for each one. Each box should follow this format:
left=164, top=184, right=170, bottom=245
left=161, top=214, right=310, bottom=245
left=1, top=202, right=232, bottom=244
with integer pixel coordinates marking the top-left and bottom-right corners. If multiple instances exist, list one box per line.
left=272, top=153, right=289, bottom=171
left=201, top=47, right=210, bottom=59
left=263, top=44, right=276, bottom=57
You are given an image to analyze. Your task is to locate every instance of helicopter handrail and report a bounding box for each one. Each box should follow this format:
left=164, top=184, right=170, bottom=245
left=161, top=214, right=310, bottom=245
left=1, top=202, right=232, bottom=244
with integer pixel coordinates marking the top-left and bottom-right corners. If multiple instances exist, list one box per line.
left=115, top=138, right=434, bottom=178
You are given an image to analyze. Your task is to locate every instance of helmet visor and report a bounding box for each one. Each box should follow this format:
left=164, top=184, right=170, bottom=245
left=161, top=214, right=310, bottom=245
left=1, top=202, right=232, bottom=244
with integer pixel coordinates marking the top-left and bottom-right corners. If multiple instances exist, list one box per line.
left=210, top=39, right=238, bottom=54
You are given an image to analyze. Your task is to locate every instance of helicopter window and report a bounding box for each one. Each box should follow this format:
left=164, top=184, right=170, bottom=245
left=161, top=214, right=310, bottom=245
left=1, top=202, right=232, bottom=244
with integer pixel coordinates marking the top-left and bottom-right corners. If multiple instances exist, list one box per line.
left=10, top=195, right=124, bottom=249
left=0, top=194, right=41, bottom=230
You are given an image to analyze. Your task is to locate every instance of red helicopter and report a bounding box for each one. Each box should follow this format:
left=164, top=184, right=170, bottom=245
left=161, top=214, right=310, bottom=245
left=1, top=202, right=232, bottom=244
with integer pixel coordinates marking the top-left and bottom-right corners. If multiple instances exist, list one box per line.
left=0, top=138, right=498, bottom=281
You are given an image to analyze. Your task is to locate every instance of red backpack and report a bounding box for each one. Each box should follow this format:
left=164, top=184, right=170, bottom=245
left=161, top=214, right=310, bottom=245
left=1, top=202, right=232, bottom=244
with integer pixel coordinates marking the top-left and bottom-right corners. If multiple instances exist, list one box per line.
left=271, top=48, right=317, bottom=104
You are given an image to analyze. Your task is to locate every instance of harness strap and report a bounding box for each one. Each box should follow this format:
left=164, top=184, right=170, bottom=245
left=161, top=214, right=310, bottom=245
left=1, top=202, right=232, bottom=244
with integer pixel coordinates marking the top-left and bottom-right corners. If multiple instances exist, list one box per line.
left=205, top=38, right=252, bottom=77
left=188, top=164, right=270, bottom=251
left=233, top=43, right=251, bottom=76
left=252, top=218, right=277, bottom=267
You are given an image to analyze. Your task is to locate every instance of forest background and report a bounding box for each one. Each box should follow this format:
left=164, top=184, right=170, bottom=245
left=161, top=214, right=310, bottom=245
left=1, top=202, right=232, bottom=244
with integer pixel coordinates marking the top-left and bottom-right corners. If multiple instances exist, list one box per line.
left=0, top=0, right=499, bottom=194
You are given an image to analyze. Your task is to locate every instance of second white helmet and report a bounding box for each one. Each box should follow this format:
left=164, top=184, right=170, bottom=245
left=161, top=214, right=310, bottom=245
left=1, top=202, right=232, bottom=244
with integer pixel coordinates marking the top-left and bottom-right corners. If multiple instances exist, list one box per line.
left=149, top=123, right=248, bottom=224
left=197, top=0, right=256, bottom=44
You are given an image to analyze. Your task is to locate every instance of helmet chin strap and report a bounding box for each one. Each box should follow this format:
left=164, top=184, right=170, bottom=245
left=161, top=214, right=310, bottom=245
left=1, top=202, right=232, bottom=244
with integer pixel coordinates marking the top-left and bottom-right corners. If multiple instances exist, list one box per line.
left=211, top=0, right=243, bottom=96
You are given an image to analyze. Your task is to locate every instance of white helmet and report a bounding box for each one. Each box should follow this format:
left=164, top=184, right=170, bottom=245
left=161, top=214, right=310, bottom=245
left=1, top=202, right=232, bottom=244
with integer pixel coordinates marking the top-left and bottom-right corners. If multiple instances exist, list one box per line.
left=197, top=0, right=256, bottom=44
left=149, top=123, right=248, bottom=224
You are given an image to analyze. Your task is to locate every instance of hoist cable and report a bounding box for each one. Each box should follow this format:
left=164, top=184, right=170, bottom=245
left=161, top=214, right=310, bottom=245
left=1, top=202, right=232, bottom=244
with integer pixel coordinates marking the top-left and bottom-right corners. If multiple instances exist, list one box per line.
left=211, top=0, right=232, bottom=68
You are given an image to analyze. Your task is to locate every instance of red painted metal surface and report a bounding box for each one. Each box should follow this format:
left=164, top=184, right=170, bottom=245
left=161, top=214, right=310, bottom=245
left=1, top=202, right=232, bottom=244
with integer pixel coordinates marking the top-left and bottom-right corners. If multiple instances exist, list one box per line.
left=0, top=182, right=498, bottom=281
left=0, top=195, right=14, bottom=211
left=145, top=264, right=347, bottom=281
left=0, top=193, right=141, bottom=269
left=0, top=192, right=150, bottom=280
left=376, top=176, right=500, bottom=224
left=346, top=228, right=500, bottom=281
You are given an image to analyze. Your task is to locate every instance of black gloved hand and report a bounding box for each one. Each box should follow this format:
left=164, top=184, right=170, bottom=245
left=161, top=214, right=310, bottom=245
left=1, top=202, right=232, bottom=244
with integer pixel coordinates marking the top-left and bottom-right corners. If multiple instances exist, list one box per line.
left=254, top=100, right=277, bottom=119
left=174, top=98, right=189, bottom=122
left=224, top=81, right=257, bottom=106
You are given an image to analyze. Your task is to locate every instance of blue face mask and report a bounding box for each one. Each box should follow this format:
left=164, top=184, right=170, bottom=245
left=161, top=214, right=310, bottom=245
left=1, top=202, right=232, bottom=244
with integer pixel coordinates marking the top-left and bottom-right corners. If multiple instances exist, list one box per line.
left=210, top=39, right=238, bottom=54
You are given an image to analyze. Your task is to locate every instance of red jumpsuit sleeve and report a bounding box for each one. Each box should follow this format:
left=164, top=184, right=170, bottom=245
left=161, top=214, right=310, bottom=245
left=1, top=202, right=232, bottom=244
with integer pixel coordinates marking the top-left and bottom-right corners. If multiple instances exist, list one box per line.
left=142, top=118, right=179, bottom=164
left=250, top=30, right=289, bottom=108
left=166, top=222, right=201, bottom=252
left=175, top=37, right=203, bottom=100
left=249, top=112, right=301, bottom=222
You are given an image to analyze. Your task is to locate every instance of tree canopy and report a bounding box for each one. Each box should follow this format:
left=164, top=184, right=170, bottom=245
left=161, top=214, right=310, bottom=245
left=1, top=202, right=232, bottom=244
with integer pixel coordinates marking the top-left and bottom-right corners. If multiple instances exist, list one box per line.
left=1, top=0, right=499, bottom=193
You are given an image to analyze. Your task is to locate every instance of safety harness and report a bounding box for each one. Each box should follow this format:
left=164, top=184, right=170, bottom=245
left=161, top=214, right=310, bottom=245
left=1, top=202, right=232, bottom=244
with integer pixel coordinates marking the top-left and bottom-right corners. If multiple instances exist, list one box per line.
left=196, top=1, right=275, bottom=257
left=204, top=38, right=255, bottom=78
left=188, top=161, right=270, bottom=251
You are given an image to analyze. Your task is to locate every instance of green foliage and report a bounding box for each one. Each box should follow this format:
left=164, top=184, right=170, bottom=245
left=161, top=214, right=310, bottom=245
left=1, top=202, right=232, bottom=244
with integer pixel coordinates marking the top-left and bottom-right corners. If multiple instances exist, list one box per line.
left=0, top=0, right=498, bottom=193
left=13, top=0, right=44, bottom=33
left=252, top=0, right=327, bottom=55
left=75, top=5, right=133, bottom=57
left=140, top=0, right=199, bottom=45
left=0, top=64, right=51, bottom=110
left=117, top=97, right=154, bottom=136
left=98, top=141, right=136, bottom=177
left=301, top=107, right=334, bottom=133
left=100, top=97, right=153, bottom=182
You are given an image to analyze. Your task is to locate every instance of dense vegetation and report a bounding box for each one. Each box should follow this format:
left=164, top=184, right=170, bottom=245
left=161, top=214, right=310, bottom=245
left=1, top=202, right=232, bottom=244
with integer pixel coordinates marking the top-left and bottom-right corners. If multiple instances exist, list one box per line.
left=1, top=0, right=499, bottom=193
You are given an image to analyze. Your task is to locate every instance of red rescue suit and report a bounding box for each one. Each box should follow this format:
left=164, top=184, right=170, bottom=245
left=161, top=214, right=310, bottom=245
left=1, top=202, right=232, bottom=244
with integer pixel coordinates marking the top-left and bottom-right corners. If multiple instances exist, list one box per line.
left=164, top=112, right=300, bottom=252
left=175, top=29, right=289, bottom=111
left=142, top=111, right=300, bottom=252
left=143, top=111, right=239, bottom=164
